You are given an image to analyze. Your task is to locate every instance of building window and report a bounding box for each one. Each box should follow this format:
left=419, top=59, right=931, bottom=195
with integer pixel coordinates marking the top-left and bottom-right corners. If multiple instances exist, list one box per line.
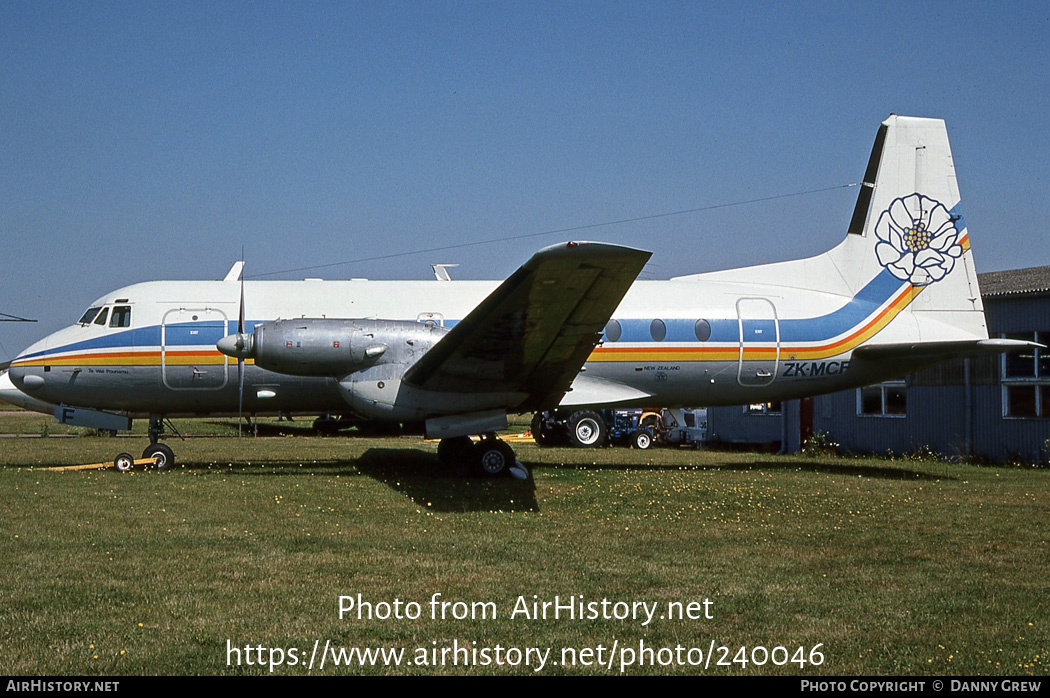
left=1002, top=331, right=1050, bottom=418
left=858, top=382, right=907, bottom=417
left=746, top=401, right=782, bottom=415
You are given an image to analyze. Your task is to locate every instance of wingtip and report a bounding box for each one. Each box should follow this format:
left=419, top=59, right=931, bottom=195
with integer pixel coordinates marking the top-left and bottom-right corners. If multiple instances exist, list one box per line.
left=533, top=240, right=652, bottom=263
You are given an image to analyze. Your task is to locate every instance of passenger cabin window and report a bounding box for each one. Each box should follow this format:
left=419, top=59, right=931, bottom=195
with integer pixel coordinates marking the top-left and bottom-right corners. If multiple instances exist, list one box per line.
left=109, top=306, right=132, bottom=328
left=650, top=319, right=666, bottom=342
left=78, top=307, right=102, bottom=325
left=694, top=319, right=712, bottom=342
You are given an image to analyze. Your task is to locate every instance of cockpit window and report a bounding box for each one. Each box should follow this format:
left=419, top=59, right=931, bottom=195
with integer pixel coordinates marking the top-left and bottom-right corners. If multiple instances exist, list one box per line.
left=109, top=306, right=131, bottom=328
left=93, top=307, right=110, bottom=326
left=78, top=307, right=102, bottom=325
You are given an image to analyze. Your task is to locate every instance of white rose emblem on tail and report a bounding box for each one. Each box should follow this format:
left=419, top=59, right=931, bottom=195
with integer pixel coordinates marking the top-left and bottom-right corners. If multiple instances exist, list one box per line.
left=874, top=193, right=963, bottom=285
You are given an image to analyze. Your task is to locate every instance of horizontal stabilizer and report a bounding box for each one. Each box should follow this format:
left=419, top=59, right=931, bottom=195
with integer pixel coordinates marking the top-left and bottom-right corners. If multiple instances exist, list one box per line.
left=853, top=338, right=1042, bottom=363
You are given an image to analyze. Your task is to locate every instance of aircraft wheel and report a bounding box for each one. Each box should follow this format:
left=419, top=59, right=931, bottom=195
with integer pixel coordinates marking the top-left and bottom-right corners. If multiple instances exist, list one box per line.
left=568, top=411, right=607, bottom=448
left=437, top=436, right=475, bottom=467
left=530, top=413, right=557, bottom=447
left=143, top=443, right=176, bottom=471
left=475, top=438, right=514, bottom=477
left=312, top=416, right=341, bottom=434
left=630, top=430, right=653, bottom=450
left=114, top=452, right=135, bottom=472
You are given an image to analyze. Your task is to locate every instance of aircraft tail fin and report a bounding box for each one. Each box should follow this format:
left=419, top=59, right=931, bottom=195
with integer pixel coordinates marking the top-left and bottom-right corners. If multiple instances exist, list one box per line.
left=835, top=113, right=982, bottom=295
left=828, top=114, right=988, bottom=343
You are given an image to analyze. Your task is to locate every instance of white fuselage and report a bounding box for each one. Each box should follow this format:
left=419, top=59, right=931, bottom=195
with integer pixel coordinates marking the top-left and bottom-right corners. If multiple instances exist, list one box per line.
left=5, top=256, right=984, bottom=420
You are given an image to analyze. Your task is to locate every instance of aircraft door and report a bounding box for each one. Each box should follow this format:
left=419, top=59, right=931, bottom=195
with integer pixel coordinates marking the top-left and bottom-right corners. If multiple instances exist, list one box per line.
left=162, top=308, right=230, bottom=390
left=736, top=297, right=780, bottom=387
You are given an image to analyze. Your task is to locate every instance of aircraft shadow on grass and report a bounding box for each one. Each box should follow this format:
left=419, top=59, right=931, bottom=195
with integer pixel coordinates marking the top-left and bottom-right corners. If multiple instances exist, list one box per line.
left=177, top=447, right=539, bottom=513
left=353, top=448, right=539, bottom=513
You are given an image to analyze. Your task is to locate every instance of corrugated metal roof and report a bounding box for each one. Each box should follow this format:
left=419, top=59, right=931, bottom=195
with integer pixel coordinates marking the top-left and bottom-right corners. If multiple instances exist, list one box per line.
left=978, top=265, right=1050, bottom=297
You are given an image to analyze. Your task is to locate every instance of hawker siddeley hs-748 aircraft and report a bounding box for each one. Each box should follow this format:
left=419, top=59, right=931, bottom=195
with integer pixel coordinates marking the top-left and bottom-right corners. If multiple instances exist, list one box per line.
left=2, top=116, right=1033, bottom=477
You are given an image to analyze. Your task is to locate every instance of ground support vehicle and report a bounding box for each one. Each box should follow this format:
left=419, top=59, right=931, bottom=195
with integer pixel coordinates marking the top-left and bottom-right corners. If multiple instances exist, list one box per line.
left=531, top=408, right=659, bottom=449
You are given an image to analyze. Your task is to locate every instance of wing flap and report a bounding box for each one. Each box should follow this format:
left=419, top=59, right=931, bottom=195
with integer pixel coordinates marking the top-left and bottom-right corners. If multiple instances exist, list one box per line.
left=403, top=241, right=650, bottom=412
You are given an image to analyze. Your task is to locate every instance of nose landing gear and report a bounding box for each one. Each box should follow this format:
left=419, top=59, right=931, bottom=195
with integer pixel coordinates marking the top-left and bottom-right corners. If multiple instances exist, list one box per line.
left=112, top=415, right=179, bottom=472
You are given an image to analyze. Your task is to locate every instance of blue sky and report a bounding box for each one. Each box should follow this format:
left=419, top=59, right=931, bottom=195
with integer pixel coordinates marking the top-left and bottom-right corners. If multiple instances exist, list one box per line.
left=2, top=1, right=1049, bottom=360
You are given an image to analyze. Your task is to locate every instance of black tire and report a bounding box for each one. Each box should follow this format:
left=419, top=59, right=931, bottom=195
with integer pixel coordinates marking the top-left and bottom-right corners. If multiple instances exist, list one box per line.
left=312, top=416, right=341, bottom=434
left=568, top=411, right=607, bottom=448
left=114, top=452, right=135, bottom=472
left=143, top=443, right=175, bottom=471
left=474, top=438, right=515, bottom=477
left=630, top=430, right=653, bottom=450
left=531, top=413, right=556, bottom=447
left=437, top=436, right=475, bottom=467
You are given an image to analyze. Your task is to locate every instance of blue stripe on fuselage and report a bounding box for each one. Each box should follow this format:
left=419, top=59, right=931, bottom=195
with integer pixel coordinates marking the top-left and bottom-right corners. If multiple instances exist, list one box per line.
left=14, top=321, right=263, bottom=362
left=612, top=269, right=904, bottom=344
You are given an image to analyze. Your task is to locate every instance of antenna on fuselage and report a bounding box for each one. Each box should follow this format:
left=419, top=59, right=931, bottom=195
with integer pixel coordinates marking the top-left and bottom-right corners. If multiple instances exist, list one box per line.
left=224, top=261, right=245, bottom=282
left=431, top=264, right=458, bottom=281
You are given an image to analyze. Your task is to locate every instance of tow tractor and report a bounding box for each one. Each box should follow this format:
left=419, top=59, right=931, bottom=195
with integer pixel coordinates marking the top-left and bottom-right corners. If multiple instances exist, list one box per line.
left=530, top=407, right=707, bottom=449
left=531, top=408, right=660, bottom=449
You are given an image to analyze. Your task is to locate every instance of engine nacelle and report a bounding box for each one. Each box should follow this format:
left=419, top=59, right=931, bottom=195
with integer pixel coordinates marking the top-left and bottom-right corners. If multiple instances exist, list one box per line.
left=247, top=318, right=447, bottom=377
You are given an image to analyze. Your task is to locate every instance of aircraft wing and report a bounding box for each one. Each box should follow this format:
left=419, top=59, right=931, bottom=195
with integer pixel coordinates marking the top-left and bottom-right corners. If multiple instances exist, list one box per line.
left=403, top=241, right=651, bottom=412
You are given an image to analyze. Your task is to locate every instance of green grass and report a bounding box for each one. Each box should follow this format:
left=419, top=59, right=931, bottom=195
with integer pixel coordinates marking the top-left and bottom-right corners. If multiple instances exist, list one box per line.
left=0, top=431, right=1047, bottom=675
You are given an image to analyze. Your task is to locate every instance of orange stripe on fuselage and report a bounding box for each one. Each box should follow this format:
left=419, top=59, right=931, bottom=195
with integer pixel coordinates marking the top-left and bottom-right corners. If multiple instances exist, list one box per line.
left=589, top=279, right=924, bottom=363
left=12, top=349, right=241, bottom=367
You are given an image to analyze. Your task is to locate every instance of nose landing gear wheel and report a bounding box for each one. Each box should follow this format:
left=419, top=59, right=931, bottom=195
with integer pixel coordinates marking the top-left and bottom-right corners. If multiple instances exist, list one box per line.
left=143, top=443, right=175, bottom=470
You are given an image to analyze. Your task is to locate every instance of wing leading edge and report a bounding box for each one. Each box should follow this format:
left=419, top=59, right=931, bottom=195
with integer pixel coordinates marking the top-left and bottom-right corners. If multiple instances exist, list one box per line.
left=403, top=241, right=651, bottom=413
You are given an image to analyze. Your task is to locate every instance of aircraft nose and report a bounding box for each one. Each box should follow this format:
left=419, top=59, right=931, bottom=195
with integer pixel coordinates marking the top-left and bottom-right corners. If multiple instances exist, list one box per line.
left=0, top=368, right=53, bottom=414
left=6, top=337, right=52, bottom=395
left=7, top=360, right=46, bottom=393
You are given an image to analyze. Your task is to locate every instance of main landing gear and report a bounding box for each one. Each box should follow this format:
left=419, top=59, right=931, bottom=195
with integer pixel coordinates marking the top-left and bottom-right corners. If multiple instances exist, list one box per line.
left=437, top=434, right=529, bottom=479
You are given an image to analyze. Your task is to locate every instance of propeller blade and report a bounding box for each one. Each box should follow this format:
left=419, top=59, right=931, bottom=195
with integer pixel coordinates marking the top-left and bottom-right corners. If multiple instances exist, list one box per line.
left=237, top=256, right=245, bottom=438
left=237, top=357, right=244, bottom=439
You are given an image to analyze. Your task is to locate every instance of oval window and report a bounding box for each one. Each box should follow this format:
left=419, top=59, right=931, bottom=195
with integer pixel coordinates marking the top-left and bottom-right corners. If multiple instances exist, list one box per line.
left=650, top=319, right=666, bottom=342
left=604, top=319, right=622, bottom=342
left=694, top=319, right=712, bottom=342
